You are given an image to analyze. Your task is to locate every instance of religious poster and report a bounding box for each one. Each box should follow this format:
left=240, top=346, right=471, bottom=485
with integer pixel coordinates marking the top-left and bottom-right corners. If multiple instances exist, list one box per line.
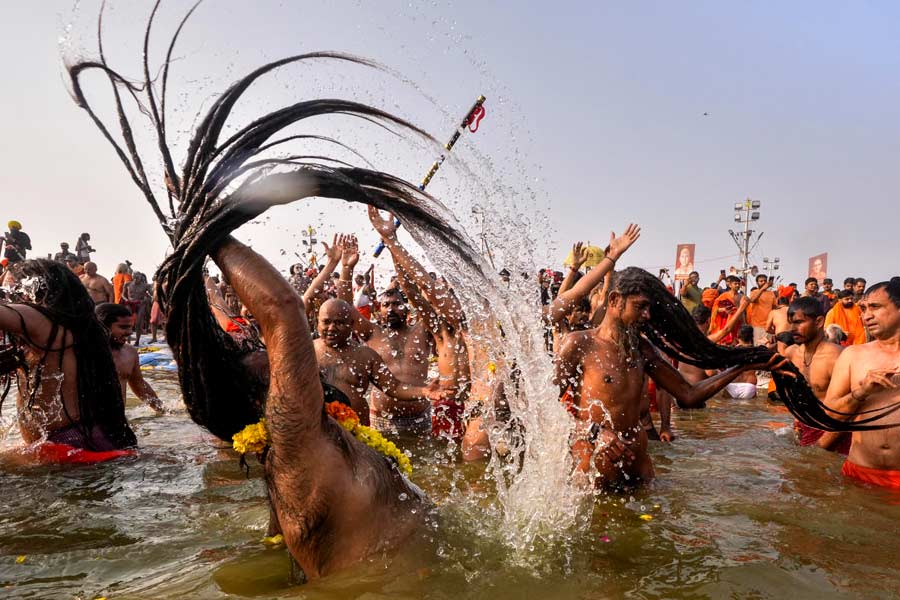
left=674, top=244, right=696, bottom=281
left=808, top=252, right=828, bottom=282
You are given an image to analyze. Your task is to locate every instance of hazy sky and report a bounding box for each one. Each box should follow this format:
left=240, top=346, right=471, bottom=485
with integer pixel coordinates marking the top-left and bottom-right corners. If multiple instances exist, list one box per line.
left=2, top=1, right=898, bottom=285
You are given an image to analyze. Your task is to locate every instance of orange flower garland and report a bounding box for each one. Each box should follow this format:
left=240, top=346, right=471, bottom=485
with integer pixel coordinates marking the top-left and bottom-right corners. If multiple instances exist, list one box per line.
left=325, top=401, right=413, bottom=476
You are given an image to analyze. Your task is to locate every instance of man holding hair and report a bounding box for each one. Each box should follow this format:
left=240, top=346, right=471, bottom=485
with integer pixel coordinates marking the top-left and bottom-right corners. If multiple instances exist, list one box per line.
left=822, top=278, right=900, bottom=488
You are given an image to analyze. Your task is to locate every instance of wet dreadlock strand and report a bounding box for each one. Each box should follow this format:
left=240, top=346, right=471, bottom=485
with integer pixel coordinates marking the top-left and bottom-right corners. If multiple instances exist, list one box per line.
left=69, top=2, right=491, bottom=442
left=614, top=267, right=900, bottom=432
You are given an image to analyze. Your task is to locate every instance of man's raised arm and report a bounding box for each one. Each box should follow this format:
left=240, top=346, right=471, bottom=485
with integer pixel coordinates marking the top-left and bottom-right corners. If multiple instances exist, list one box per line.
left=211, top=236, right=322, bottom=450
left=369, top=207, right=464, bottom=329
left=549, top=225, right=641, bottom=327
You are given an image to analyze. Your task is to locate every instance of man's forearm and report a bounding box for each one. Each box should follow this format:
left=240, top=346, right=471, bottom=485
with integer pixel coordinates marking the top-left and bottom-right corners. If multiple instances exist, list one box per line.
left=679, top=366, right=744, bottom=408
left=823, top=392, right=864, bottom=422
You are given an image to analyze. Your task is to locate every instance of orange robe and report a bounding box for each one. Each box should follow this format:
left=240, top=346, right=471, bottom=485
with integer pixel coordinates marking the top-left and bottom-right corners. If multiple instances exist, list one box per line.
left=113, top=273, right=132, bottom=304
left=825, top=303, right=865, bottom=345
left=701, top=288, right=719, bottom=308
left=709, top=291, right=737, bottom=344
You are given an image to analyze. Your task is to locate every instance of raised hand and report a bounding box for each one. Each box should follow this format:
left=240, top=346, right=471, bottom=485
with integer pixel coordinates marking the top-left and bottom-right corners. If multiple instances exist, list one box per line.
left=368, top=206, right=398, bottom=241
left=571, top=241, right=588, bottom=269
left=322, top=233, right=343, bottom=264
left=606, top=224, right=641, bottom=261
left=341, top=234, right=360, bottom=269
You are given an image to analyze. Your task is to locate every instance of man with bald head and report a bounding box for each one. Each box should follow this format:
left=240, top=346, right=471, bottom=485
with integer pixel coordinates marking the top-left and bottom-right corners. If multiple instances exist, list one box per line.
left=79, top=261, right=114, bottom=304
left=314, top=297, right=445, bottom=423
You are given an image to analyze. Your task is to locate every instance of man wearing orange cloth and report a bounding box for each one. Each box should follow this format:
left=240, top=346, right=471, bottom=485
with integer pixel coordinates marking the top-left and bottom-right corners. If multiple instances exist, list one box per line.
left=826, top=290, right=866, bottom=346
left=709, top=275, right=744, bottom=345
left=823, top=277, right=900, bottom=489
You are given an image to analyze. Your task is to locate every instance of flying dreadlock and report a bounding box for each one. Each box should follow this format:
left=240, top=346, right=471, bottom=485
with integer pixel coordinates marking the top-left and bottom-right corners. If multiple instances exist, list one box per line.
left=67, top=1, right=489, bottom=441
left=0, top=260, right=137, bottom=449
left=613, top=267, right=900, bottom=432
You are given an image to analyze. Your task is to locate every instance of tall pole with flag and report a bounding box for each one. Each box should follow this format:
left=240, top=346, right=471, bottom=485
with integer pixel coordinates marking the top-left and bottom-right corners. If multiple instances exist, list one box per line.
left=372, top=95, right=487, bottom=257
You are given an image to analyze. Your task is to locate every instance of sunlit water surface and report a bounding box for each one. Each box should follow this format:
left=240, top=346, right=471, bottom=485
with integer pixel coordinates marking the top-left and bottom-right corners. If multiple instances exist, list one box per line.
left=2, top=376, right=899, bottom=600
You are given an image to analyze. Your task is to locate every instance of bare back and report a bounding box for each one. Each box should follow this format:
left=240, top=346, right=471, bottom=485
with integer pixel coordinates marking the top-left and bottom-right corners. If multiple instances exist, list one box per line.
left=2, top=304, right=80, bottom=442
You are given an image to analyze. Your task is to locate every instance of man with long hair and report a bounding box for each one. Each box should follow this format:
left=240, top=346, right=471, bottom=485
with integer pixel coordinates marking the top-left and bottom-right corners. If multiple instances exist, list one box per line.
left=0, top=260, right=136, bottom=453
left=557, top=265, right=780, bottom=488
left=782, top=297, right=849, bottom=454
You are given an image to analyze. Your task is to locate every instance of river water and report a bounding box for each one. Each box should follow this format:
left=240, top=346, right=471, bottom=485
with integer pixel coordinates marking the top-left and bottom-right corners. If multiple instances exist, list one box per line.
left=2, top=373, right=898, bottom=599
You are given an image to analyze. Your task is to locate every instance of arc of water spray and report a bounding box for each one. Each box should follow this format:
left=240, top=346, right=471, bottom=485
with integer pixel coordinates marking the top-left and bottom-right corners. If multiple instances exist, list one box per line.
left=372, top=95, right=487, bottom=257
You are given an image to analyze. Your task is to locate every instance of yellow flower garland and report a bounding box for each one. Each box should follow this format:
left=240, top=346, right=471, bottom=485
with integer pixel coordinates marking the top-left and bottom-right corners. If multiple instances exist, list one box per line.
left=232, top=418, right=268, bottom=455
left=230, top=407, right=413, bottom=476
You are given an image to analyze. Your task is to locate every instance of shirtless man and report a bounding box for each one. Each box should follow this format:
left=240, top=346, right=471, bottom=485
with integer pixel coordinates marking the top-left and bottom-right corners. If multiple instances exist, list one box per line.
left=338, top=228, right=436, bottom=435
left=0, top=259, right=135, bottom=451
left=123, top=272, right=153, bottom=345
left=210, top=235, right=427, bottom=578
left=767, top=295, right=792, bottom=353
left=557, top=262, right=775, bottom=488
left=94, top=302, right=165, bottom=414
left=822, top=278, right=900, bottom=488
left=365, top=208, right=473, bottom=439
left=314, top=297, right=443, bottom=423
left=80, top=261, right=114, bottom=304
left=549, top=236, right=638, bottom=351
left=780, top=296, right=849, bottom=454
left=678, top=297, right=750, bottom=387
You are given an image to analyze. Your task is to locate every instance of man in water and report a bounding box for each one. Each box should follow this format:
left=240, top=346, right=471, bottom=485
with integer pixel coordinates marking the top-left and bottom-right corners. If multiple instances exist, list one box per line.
left=557, top=266, right=776, bottom=487
left=0, top=260, right=136, bottom=451
left=550, top=233, right=640, bottom=351
left=780, top=297, right=850, bottom=454
left=767, top=294, right=792, bottom=353
left=94, top=303, right=165, bottom=414
left=2, top=221, right=31, bottom=264
left=677, top=298, right=750, bottom=386
left=363, top=208, right=471, bottom=438
left=723, top=326, right=760, bottom=399
left=314, top=297, right=444, bottom=423
left=826, top=290, right=866, bottom=346
left=80, top=262, right=114, bottom=304
left=210, top=235, right=426, bottom=578
left=822, top=278, right=900, bottom=488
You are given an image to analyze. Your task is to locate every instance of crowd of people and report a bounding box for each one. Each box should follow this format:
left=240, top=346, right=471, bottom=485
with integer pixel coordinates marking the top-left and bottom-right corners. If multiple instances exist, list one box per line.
left=2, top=207, right=899, bottom=580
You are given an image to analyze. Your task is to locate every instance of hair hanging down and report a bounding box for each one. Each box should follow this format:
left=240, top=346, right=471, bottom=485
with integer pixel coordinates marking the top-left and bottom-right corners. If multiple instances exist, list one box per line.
left=613, top=267, right=900, bottom=432
left=67, top=1, right=488, bottom=442
left=1, top=260, right=137, bottom=449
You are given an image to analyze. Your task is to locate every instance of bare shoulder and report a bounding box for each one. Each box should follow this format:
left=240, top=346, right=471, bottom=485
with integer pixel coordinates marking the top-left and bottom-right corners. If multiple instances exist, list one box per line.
left=783, top=345, right=798, bottom=360
left=821, top=341, right=844, bottom=359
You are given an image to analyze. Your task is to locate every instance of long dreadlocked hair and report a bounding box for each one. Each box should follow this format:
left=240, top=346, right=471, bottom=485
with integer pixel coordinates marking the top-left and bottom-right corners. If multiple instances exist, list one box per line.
left=1, top=260, right=137, bottom=449
left=614, top=267, right=900, bottom=431
left=67, top=1, right=488, bottom=442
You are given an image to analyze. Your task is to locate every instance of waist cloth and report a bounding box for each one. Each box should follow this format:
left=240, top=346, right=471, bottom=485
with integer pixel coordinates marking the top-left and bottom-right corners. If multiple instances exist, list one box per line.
left=842, top=460, right=900, bottom=489
left=370, top=408, right=432, bottom=436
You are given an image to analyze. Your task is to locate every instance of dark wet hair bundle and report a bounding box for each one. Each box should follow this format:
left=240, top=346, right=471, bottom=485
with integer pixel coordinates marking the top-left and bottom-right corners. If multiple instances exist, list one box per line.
left=68, top=1, right=487, bottom=441
left=615, top=267, right=900, bottom=432
left=3, top=260, right=136, bottom=449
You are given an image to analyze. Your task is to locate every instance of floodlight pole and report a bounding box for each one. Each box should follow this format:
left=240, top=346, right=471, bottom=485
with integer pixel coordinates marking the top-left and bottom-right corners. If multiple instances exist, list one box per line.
left=729, top=197, right=763, bottom=291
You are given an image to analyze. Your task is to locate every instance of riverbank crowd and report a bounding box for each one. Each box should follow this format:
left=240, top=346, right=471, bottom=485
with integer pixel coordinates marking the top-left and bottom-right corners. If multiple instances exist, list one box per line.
left=2, top=209, right=899, bottom=581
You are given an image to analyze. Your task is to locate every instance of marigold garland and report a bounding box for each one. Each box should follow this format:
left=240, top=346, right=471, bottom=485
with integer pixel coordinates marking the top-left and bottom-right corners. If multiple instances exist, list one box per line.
left=232, top=418, right=268, bottom=454
left=326, top=401, right=413, bottom=476
left=230, top=406, right=413, bottom=476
